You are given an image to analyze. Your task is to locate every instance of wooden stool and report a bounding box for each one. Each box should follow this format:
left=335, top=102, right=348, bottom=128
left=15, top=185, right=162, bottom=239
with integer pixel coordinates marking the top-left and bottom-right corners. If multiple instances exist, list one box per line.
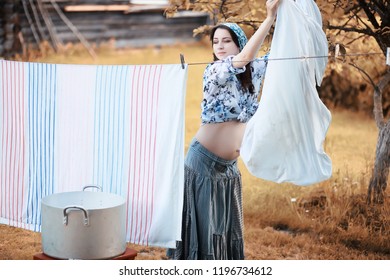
left=33, top=248, right=137, bottom=260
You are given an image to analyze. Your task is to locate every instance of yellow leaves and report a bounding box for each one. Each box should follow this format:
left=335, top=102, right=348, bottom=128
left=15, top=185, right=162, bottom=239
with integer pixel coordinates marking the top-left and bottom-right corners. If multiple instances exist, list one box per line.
left=164, top=6, right=177, bottom=18
left=167, top=0, right=266, bottom=35
left=328, top=59, right=345, bottom=74
left=185, top=1, right=192, bottom=10
left=193, top=25, right=212, bottom=37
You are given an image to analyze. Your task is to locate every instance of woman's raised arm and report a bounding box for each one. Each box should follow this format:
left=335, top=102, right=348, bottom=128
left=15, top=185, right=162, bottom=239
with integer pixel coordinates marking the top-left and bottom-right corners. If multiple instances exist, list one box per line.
left=232, top=0, right=280, bottom=68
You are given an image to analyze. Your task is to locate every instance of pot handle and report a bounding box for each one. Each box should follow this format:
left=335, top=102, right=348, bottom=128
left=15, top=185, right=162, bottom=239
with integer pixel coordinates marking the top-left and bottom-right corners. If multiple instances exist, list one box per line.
left=82, top=185, right=102, bottom=192
left=63, top=206, right=89, bottom=226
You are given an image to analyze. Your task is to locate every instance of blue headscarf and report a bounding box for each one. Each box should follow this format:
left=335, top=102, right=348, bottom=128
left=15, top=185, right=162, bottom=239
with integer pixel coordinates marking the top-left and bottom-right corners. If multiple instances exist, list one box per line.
left=221, top=23, right=248, bottom=51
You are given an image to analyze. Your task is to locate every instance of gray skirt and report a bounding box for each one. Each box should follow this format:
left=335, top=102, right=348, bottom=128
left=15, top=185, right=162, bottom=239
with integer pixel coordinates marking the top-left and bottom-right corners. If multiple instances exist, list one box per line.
left=167, top=138, right=244, bottom=260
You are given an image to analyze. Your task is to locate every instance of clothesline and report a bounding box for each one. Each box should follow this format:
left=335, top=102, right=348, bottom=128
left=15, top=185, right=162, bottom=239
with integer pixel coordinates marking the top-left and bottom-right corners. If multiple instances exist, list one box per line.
left=2, top=50, right=388, bottom=69
left=180, top=51, right=387, bottom=68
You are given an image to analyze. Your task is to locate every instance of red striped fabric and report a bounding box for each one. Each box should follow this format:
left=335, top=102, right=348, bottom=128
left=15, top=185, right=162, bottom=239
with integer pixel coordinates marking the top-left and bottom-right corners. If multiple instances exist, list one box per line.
left=1, top=61, right=26, bottom=228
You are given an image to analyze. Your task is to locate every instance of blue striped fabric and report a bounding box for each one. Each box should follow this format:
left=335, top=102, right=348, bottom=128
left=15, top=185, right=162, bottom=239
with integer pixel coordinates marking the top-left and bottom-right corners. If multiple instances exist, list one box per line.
left=26, top=62, right=57, bottom=231
left=0, top=60, right=188, bottom=248
left=93, top=65, right=129, bottom=196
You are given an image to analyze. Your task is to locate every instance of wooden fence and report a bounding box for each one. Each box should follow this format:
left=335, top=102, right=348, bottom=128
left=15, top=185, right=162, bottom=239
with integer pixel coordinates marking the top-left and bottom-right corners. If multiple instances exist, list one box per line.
left=0, top=0, right=209, bottom=58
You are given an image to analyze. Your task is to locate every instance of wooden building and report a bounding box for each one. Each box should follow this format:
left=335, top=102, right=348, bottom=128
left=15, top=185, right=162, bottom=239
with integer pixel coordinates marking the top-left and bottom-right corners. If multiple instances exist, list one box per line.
left=0, top=0, right=209, bottom=58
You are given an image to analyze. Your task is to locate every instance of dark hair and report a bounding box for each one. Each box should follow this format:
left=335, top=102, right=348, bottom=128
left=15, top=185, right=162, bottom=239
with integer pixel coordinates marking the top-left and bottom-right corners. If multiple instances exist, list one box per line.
left=210, top=25, right=255, bottom=94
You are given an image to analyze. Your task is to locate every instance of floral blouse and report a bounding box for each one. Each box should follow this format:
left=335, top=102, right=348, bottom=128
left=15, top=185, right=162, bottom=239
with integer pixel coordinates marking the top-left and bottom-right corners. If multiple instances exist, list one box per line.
left=201, top=55, right=268, bottom=124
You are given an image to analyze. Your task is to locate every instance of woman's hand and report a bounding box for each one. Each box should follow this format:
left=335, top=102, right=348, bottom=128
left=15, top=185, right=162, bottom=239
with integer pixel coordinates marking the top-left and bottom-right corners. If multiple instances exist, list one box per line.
left=232, top=0, right=280, bottom=68
left=266, top=0, right=280, bottom=20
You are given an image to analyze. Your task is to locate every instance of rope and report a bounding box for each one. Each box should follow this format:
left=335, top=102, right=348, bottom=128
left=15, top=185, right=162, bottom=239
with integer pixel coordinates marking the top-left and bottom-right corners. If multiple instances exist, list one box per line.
left=182, top=52, right=385, bottom=66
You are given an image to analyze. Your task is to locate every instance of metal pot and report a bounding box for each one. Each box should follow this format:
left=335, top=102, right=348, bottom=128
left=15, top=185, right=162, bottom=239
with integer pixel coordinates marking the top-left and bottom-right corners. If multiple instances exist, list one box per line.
left=41, top=186, right=127, bottom=260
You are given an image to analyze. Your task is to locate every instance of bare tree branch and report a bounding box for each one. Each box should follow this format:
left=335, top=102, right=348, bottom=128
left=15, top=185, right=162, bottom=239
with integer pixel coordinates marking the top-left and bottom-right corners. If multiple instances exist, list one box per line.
left=358, top=0, right=380, bottom=28
left=347, top=62, right=390, bottom=128
left=219, top=0, right=228, bottom=21
left=328, top=24, right=376, bottom=36
left=369, top=0, right=387, bottom=22
left=345, top=34, right=367, bottom=45
left=348, top=61, right=377, bottom=88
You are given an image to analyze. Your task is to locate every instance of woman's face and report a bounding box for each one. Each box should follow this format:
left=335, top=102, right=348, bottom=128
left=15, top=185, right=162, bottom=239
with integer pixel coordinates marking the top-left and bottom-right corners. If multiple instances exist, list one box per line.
left=212, top=28, right=240, bottom=60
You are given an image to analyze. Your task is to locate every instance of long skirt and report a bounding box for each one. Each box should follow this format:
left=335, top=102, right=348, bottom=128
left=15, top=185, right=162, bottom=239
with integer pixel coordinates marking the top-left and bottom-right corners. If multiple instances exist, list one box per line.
left=167, top=138, right=245, bottom=260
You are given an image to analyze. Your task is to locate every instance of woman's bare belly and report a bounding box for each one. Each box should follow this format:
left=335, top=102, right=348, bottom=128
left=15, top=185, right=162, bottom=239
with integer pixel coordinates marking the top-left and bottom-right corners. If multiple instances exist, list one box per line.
left=194, top=121, right=247, bottom=160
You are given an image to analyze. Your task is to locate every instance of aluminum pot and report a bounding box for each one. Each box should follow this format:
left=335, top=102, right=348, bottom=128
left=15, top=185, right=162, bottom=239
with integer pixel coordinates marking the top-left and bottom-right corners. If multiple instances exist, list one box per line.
left=41, top=186, right=127, bottom=260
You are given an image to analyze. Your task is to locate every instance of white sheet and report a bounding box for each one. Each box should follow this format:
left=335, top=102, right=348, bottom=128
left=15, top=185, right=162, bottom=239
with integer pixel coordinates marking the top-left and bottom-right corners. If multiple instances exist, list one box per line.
left=240, top=0, right=332, bottom=186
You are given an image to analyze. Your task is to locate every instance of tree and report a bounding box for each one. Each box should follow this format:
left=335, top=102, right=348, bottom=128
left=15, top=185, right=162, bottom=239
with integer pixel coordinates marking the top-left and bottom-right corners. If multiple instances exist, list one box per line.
left=167, top=0, right=390, bottom=204
left=323, top=0, right=390, bottom=204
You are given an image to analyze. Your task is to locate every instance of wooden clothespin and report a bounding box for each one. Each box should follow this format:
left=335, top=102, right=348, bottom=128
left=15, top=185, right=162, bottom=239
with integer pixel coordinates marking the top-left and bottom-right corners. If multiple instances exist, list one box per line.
left=386, top=47, right=390, bottom=66
left=180, top=53, right=185, bottom=69
left=334, top=43, right=347, bottom=62
left=335, top=44, right=340, bottom=58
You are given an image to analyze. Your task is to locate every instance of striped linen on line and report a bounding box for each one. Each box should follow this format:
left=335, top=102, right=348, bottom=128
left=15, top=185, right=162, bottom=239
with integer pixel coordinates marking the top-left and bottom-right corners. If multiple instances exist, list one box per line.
left=0, top=60, right=188, bottom=248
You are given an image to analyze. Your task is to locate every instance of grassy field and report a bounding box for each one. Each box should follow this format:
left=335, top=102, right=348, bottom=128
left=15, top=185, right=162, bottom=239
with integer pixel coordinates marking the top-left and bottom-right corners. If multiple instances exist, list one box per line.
left=0, top=42, right=389, bottom=260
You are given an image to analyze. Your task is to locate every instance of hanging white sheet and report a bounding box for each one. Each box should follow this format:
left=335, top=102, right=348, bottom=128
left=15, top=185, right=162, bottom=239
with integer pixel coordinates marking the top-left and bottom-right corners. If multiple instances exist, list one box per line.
left=0, top=60, right=187, bottom=248
left=240, top=0, right=332, bottom=186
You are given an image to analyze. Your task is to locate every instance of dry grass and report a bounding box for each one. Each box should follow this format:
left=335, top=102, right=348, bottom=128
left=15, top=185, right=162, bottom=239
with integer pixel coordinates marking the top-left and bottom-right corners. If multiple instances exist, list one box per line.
left=1, top=42, right=389, bottom=260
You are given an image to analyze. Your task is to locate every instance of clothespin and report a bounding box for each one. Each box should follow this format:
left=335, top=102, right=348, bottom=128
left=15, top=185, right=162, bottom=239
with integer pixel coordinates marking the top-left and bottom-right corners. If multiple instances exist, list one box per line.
left=386, top=47, right=390, bottom=66
left=180, top=54, right=185, bottom=69
left=334, top=43, right=347, bottom=62
left=335, top=44, right=340, bottom=58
